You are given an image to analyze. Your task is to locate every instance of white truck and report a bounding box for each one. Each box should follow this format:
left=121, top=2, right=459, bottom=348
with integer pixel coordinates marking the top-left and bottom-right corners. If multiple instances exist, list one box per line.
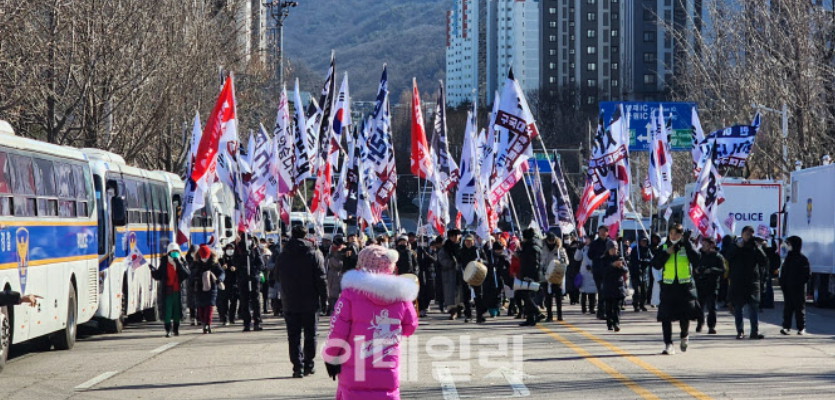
left=681, top=178, right=784, bottom=238
left=785, top=163, right=835, bottom=307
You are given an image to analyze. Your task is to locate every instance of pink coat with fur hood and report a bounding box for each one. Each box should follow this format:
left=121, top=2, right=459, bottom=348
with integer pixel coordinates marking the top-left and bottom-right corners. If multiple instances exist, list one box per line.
left=323, top=269, right=419, bottom=400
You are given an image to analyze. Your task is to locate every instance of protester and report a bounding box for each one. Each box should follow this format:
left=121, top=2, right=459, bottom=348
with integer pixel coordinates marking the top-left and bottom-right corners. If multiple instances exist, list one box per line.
left=395, top=236, right=417, bottom=275
left=184, top=244, right=200, bottom=326
left=259, top=238, right=273, bottom=314
left=416, top=237, right=440, bottom=317
left=322, top=245, right=419, bottom=399
left=780, top=236, right=810, bottom=335
left=150, top=243, right=190, bottom=337
left=192, top=245, right=224, bottom=334
left=218, top=243, right=239, bottom=325
left=629, top=237, right=652, bottom=312
left=458, top=235, right=482, bottom=323
left=726, top=226, right=768, bottom=340
left=236, top=233, right=266, bottom=332
left=575, top=236, right=598, bottom=315
left=518, top=228, right=543, bottom=327
left=326, top=236, right=346, bottom=316
left=438, top=229, right=463, bottom=320
left=694, top=236, right=725, bottom=334
left=651, top=224, right=700, bottom=355
left=588, top=226, right=610, bottom=320
left=541, top=234, right=568, bottom=322
left=277, top=225, right=328, bottom=378
left=483, top=241, right=509, bottom=319
left=601, top=240, right=628, bottom=332
left=565, top=236, right=581, bottom=305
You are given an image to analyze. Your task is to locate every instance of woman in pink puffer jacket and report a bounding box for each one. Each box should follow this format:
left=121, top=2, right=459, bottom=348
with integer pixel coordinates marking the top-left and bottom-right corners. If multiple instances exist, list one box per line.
left=322, top=245, right=419, bottom=400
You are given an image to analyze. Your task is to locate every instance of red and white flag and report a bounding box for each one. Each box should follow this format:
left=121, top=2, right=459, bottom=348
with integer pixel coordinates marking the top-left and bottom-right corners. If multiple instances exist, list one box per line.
left=410, top=78, right=433, bottom=179
left=178, top=75, right=236, bottom=244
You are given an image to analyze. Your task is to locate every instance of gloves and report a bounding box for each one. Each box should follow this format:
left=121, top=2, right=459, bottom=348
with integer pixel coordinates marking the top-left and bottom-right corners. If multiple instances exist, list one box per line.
left=325, top=362, right=341, bottom=380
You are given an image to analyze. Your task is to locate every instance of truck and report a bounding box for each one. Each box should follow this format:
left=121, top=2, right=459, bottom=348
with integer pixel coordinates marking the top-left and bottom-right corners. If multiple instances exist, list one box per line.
left=785, top=163, right=835, bottom=307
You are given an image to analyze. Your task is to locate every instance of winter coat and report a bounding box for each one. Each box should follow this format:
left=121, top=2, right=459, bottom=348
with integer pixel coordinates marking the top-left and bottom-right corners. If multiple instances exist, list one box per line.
left=151, top=254, right=190, bottom=294
left=565, top=244, right=581, bottom=292
left=628, top=245, right=653, bottom=287
left=726, top=239, right=768, bottom=306
left=780, top=251, right=810, bottom=297
left=600, top=254, right=628, bottom=300
left=438, top=240, right=462, bottom=308
left=191, top=257, right=225, bottom=308
left=277, top=238, right=328, bottom=313
left=342, top=245, right=359, bottom=272
left=541, top=244, right=568, bottom=286
left=327, top=251, right=345, bottom=300
left=518, top=240, right=542, bottom=282
left=651, top=239, right=700, bottom=322
left=220, top=254, right=238, bottom=291
left=234, top=244, right=265, bottom=292
left=587, top=237, right=609, bottom=277
left=395, top=245, right=417, bottom=275
left=574, top=246, right=597, bottom=294
left=483, top=251, right=508, bottom=308
left=323, top=270, right=419, bottom=400
left=694, top=251, right=726, bottom=297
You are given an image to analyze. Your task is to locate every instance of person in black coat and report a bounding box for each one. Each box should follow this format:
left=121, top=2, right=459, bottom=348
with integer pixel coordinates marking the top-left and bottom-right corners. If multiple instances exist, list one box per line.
left=726, top=226, right=769, bottom=340
left=518, top=228, right=543, bottom=327
left=694, top=236, right=725, bottom=334
left=218, top=243, right=239, bottom=325
left=235, top=233, right=265, bottom=331
left=601, top=240, right=628, bottom=331
left=191, top=247, right=224, bottom=334
left=629, top=237, right=652, bottom=312
left=276, top=225, right=328, bottom=378
left=484, top=241, right=509, bottom=318
left=458, top=235, right=482, bottom=323
left=565, top=236, right=581, bottom=305
left=416, top=238, right=440, bottom=317
left=587, top=226, right=610, bottom=320
left=779, top=236, right=810, bottom=335
left=395, top=236, right=417, bottom=275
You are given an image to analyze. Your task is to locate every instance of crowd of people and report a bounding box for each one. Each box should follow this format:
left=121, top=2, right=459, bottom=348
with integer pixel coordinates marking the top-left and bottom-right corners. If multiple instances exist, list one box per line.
left=130, top=220, right=812, bottom=397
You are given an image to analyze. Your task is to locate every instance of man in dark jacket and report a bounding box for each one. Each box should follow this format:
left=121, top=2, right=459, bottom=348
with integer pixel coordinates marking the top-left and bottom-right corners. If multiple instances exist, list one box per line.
left=277, top=225, right=328, bottom=378
left=518, top=228, right=543, bottom=327
left=416, top=238, right=440, bottom=317
left=395, top=236, right=417, bottom=275
left=726, top=225, right=768, bottom=340
left=629, top=237, right=652, bottom=312
left=780, top=236, right=810, bottom=335
left=694, top=236, right=725, bottom=334
left=587, top=226, right=610, bottom=319
left=235, top=233, right=265, bottom=332
left=219, top=243, right=239, bottom=325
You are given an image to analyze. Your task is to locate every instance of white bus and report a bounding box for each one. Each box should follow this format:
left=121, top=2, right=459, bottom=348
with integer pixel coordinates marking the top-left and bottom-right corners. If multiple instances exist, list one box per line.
left=0, top=127, right=98, bottom=371
left=84, top=149, right=172, bottom=332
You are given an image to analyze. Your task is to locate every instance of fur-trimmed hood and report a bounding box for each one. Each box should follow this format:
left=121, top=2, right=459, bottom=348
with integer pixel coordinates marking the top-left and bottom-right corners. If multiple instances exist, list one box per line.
left=340, top=269, right=419, bottom=305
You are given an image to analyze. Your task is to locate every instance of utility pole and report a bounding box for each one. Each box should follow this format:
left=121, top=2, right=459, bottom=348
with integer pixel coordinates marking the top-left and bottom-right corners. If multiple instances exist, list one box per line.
left=265, top=1, right=298, bottom=89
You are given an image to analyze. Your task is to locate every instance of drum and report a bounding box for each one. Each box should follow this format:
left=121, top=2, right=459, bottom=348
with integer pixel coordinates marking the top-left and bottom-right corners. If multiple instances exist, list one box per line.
left=512, top=278, right=540, bottom=292
left=546, top=261, right=567, bottom=285
left=463, top=261, right=488, bottom=286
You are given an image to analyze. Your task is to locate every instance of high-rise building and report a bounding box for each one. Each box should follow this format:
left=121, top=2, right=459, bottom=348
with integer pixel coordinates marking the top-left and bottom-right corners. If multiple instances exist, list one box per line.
left=446, top=0, right=541, bottom=107
left=540, top=0, right=702, bottom=103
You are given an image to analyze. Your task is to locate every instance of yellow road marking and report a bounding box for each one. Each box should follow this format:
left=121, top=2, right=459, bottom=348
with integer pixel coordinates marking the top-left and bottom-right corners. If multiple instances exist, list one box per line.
left=536, top=325, right=660, bottom=400
left=557, top=321, right=713, bottom=400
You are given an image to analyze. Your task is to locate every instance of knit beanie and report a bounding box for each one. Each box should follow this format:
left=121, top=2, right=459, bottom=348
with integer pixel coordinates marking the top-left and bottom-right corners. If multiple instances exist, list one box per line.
left=357, top=245, right=399, bottom=274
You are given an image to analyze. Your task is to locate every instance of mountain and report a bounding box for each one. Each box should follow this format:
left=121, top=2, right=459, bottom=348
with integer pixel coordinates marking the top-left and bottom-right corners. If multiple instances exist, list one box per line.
left=282, top=0, right=447, bottom=102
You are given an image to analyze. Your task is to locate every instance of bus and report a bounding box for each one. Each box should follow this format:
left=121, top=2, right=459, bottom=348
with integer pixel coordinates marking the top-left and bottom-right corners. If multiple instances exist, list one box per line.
left=1, top=128, right=99, bottom=371
left=84, top=149, right=172, bottom=332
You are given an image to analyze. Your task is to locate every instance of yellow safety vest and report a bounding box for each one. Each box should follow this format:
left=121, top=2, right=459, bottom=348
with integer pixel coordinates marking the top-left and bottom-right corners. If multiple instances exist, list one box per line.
left=661, top=243, right=692, bottom=284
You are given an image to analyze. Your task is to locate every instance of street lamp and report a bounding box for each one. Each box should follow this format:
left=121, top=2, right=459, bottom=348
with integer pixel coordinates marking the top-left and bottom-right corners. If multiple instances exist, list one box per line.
left=751, top=102, right=789, bottom=180
left=265, top=1, right=298, bottom=88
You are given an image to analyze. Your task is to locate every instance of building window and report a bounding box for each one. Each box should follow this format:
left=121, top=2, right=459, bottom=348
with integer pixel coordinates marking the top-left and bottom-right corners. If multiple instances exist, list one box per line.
left=570, top=76, right=576, bottom=83
left=569, top=48, right=575, bottom=55
left=549, top=35, right=557, bottom=42
left=611, top=46, right=618, bottom=53
left=643, top=74, right=656, bottom=84
left=549, top=49, right=557, bottom=56
left=643, top=31, right=655, bottom=42
left=612, top=62, right=619, bottom=70
left=587, top=12, right=596, bottom=22
left=549, top=62, right=556, bottom=70
left=587, top=46, right=596, bottom=55
left=611, top=29, right=618, bottom=37
left=612, top=79, right=619, bottom=87
left=612, top=12, right=619, bottom=20
left=643, top=52, right=656, bottom=63
left=587, top=96, right=596, bottom=105
left=549, top=21, right=557, bottom=28
left=587, top=79, right=597, bottom=87
left=549, top=76, right=556, bottom=84
left=587, top=62, right=597, bottom=71
left=587, top=30, right=596, bottom=38
left=587, top=0, right=596, bottom=4
left=549, top=7, right=556, bottom=14
left=643, top=9, right=655, bottom=22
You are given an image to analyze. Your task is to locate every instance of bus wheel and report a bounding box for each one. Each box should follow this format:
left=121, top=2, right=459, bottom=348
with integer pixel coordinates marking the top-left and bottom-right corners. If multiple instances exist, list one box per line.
left=51, top=285, right=77, bottom=350
left=142, top=305, right=159, bottom=322
left=100, top=315, right=123, bottom=334
left=0, top=304, right=11, bottom=373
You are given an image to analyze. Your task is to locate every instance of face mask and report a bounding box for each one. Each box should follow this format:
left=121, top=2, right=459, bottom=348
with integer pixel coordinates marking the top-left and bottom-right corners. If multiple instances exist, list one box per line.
left=170, top=251, right=181, bottom=259
left=200, top=257, right=209, bottom=263
left=225, top=250, right=234, bottom=256
left=786, top=244, right=793, bottom=252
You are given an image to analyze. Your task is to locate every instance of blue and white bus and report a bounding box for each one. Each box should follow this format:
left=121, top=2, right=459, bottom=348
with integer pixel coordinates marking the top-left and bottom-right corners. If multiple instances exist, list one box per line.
left=84, top=149, right=172, bottom=332
left=0, top=127, right=98, bottom=370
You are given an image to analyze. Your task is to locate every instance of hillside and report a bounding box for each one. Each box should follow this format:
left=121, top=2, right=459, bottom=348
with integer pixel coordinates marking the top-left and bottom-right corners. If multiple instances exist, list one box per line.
left=282, top=0, right=447, bottom=102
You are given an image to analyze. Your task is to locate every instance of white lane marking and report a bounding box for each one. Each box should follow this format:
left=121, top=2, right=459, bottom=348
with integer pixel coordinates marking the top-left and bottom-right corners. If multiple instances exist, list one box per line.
left=150, top=342, right=179, bottom=354
left=485, top=367, right=532, bottom=398
left=74, top=371, right=119, bottom=390
left=433, top=366, right=460, bottom=400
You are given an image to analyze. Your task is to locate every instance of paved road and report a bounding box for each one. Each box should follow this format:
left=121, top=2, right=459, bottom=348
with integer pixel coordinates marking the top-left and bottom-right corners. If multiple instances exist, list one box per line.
left=1, top=293, right=834, bottom=400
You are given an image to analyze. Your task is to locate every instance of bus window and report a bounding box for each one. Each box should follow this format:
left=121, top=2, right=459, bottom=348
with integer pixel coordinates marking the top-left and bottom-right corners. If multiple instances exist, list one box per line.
left=33, top=157, right=58, bottom=217
left=72, top=164, right=90, bottom=217
left=10, top=154, right=36, bottom=216
left=0, top=152, right=10, bottom=215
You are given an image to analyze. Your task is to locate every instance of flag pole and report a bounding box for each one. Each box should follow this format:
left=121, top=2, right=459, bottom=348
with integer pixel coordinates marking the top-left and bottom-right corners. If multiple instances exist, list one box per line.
left=507, top=195, right=523, bottom=235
